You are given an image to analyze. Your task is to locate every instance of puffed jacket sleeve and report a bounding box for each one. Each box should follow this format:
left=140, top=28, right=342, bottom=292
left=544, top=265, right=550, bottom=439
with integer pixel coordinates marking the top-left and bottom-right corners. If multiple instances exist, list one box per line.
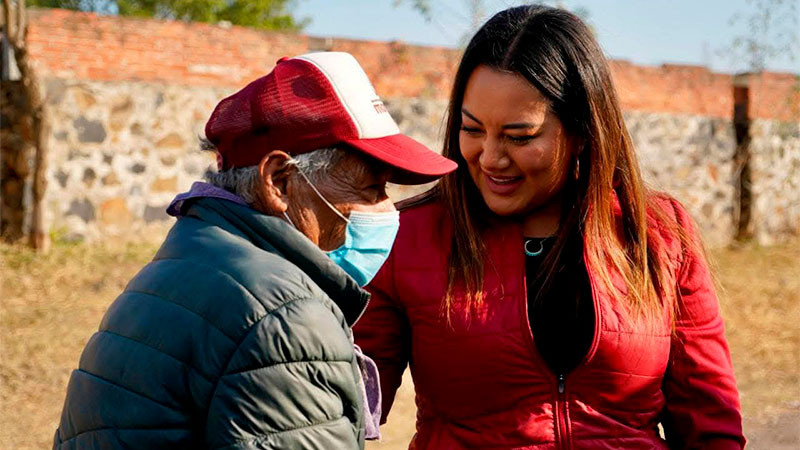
left=204, top=300, right=364, bottom=450
left=661, top=200, right=745, bottom=449
left=353, top=250, right=411, bottom=424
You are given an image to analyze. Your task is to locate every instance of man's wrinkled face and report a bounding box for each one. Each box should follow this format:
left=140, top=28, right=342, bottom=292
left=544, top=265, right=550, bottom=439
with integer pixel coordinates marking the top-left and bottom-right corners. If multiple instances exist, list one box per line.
left=286, top=150, right=395, bottom=251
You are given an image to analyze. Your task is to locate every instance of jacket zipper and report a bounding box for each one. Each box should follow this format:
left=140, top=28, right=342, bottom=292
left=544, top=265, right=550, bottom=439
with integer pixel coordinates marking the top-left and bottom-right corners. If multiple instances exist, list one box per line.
left=350, top=291, right=371, bottom=327
left=517, top=228, right=586, bottom=450
left=555, top=373, right=572, bottom=450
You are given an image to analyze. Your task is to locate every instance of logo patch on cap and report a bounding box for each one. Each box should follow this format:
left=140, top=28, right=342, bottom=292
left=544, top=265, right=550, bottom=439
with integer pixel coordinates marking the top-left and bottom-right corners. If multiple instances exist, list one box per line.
left=372, top=99, right=388, bottom=114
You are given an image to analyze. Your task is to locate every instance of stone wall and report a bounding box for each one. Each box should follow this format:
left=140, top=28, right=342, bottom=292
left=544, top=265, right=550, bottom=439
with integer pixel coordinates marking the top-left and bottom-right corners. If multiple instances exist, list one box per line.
left=42, top=81, right=452, bottom=240
left=627, top=112, right=738, bottom=247
left=44, top=80, right=228, bottom=240
left=3, top=8, right=799, bottom=246
left=749, top=120, right=800, bottom=244
left=40, top=82, right=743, bottom=245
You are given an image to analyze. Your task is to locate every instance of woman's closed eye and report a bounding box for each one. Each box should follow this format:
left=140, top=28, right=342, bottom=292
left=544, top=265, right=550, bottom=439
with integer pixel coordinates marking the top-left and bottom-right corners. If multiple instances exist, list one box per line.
left=460, top=125, right=485, bottom=136
left=507, top=134, right=537, bottom=144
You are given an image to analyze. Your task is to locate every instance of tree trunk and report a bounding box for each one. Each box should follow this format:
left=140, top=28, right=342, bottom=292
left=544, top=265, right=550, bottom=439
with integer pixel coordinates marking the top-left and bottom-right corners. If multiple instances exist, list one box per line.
left=2, top=0, right=51, bottom=251
left=13, top=43, right=49, bottom=251
left=29, top=91, right=49, bottom=250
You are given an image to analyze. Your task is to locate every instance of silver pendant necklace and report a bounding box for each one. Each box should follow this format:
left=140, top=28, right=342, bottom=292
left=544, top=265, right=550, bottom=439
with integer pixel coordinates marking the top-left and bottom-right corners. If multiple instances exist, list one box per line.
left=524, top=238, right=549, bottom=257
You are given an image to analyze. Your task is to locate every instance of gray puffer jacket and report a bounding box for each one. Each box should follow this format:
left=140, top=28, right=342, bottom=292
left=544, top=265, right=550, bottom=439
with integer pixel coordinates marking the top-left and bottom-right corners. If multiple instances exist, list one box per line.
left=53, top=197, right=370, bottom=449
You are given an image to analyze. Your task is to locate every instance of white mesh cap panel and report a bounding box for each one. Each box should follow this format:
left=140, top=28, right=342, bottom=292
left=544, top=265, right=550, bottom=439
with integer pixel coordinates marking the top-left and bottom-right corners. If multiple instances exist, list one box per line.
left=296, top=52, right=400, bottom=139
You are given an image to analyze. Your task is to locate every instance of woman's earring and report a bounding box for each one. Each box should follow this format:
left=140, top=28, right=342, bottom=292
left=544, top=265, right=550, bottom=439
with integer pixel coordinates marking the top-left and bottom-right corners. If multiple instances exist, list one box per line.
left=574, top=155, right=581, bottom=180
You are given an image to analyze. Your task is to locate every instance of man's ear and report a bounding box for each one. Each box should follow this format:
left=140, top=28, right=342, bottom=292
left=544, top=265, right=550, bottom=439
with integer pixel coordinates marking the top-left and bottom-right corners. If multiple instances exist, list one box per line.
left=256, top=150, right=294, bottom=215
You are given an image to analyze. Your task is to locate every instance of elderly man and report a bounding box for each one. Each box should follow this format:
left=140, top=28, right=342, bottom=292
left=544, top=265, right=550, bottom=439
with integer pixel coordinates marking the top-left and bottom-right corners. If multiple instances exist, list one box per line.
left=53, top=52, right=455, bottom=450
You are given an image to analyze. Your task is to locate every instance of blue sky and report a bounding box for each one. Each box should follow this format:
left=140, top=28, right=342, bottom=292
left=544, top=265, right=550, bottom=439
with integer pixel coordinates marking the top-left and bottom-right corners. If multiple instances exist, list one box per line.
left=295, top=0, right=799, bottom=74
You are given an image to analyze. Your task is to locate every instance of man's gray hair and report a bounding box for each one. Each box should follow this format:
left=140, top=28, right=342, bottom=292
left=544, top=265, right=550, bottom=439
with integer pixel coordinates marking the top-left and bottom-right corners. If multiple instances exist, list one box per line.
left=201, top=138, right=346, bottom=206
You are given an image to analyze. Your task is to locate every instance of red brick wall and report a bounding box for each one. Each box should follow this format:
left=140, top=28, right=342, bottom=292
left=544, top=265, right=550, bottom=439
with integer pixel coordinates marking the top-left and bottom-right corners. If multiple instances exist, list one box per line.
left=609, top=61, right=733, bottom=118
left=27, top=9, right=309, bottom=87
left=27, top=8, right=460, bottom=99
left=746, top=72, right=800, bottom=122
left=27, top=8, right=798, bottom=121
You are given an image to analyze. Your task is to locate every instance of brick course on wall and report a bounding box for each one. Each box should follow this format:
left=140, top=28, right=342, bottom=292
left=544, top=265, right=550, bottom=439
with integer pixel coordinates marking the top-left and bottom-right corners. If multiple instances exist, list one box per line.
left=26, top=8, right=460, bottom=100
left=27, top=8, right=798, bottom=119
left=4, top=8, right=799, bottom=245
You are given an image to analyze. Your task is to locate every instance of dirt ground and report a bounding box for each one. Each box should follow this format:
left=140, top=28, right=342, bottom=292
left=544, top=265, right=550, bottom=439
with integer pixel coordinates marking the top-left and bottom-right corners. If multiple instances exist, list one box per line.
left=1, top=238, right=797, bottom=449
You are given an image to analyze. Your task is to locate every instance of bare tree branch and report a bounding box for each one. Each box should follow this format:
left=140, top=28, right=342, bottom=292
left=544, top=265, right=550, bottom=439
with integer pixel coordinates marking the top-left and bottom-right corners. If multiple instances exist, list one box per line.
left=2, top=0, right=14, bottom=41
left=15, top=0, right=25, bottom=44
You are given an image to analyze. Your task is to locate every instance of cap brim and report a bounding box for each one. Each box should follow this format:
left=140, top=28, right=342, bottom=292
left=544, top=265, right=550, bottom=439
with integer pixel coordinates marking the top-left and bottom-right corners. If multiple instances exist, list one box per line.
left=344, top=134, right=458, bottom=185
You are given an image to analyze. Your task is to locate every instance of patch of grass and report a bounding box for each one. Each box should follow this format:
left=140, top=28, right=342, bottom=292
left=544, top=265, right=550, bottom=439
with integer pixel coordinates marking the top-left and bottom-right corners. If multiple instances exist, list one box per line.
left=0, top=240, right=159, bottom=450
left=710, top=240, right=800, bottom=422
left=0, top=238, right=797, bottom=449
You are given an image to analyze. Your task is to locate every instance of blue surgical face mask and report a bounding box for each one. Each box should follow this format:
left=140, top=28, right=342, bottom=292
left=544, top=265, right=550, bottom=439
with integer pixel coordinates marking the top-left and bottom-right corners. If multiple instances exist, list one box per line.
left=288, top=164, right=399, bottom=287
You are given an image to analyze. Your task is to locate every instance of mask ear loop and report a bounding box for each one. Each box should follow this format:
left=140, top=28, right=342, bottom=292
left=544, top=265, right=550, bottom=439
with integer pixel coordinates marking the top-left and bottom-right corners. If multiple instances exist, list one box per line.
left=282, top=211, right=296, bottom=227
left=287, top=158, right=351, bottom=224
left=279, top=158, right=298, bottom=227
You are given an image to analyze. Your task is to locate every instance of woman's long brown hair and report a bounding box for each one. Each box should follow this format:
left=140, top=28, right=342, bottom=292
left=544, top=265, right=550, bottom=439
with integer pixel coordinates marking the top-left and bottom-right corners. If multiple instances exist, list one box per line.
left=439, top=5, right=689, bottom=326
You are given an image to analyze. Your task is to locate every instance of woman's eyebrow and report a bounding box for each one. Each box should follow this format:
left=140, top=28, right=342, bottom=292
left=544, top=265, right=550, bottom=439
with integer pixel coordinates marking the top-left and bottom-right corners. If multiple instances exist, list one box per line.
left=461, top=108, right=483, bottom=125
left=462, top=108, right=540, bottom=130
left=502, top=122, right=539, bottom=130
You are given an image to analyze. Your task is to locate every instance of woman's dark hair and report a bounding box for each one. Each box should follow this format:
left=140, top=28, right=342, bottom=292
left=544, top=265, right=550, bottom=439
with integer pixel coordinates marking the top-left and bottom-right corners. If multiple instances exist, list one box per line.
left=439, top=5, right=685, bottom=324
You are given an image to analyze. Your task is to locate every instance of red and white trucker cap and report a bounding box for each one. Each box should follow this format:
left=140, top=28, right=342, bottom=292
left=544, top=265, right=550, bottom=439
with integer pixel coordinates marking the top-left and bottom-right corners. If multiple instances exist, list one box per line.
left=205, top=51, right=457, bottom=185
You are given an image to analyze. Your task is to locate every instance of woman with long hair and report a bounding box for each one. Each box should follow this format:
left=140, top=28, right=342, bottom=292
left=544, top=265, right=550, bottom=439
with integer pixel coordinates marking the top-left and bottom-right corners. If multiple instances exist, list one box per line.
left=354, top=5, right=744, bottom=449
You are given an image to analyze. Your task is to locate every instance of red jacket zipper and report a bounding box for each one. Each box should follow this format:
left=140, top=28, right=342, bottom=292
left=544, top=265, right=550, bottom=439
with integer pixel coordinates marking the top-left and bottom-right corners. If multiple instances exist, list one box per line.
left=555, top=373, right=572, bottom=450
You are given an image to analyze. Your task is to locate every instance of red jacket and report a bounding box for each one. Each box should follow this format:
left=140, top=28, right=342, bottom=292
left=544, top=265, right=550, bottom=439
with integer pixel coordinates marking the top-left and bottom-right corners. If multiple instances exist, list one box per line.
left=353, top=195, right=744, bottom=449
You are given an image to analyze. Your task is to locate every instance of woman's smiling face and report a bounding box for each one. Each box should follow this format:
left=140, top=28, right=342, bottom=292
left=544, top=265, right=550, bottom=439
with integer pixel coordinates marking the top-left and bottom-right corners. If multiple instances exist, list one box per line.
left=459, top=65, right=574, bottom=219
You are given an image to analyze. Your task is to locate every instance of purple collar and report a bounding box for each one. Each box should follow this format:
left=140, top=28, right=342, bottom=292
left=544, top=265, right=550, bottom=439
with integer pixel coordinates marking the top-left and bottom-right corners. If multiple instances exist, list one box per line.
left=166, top=182, right=248, bottom=217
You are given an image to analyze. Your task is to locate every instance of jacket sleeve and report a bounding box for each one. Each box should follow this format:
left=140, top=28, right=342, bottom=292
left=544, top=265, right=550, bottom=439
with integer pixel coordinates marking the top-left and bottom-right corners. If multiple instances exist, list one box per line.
left=353, top=250, right=411, bottom=424
left=204, top=298, right=363, bottom=450
left=661, top=201, right=745, bottom=450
